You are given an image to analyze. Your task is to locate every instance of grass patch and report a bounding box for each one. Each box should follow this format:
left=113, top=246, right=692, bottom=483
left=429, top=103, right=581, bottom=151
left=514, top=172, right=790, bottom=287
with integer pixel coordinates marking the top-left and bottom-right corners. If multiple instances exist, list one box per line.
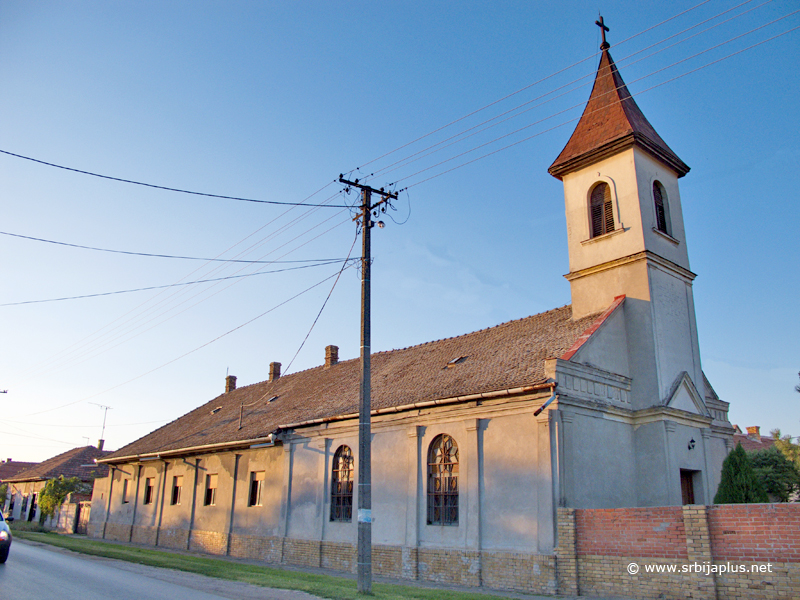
left=7, top=521, right=47, bottom=533
left=14, top=532, right=520, bottom=600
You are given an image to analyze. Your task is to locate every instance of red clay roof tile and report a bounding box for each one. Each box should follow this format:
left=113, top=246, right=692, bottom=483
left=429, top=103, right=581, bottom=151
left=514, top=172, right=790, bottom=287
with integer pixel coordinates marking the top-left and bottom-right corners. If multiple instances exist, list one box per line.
left=105, top=304, right=600, bottom=461
left=549, top=48, right=689, bottom=179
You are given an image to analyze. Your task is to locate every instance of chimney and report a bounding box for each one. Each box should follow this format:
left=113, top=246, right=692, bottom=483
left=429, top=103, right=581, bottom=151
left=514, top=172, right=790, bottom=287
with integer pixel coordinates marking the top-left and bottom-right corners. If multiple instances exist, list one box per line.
left=225, top=375, right=237, bottom=393
left=325, top=345, right=339, bottom=369
left=746, top=426, right=761, bottom=439
left=97, top=439, right=105, bottom=451
left=269, top=362, right=281, bottom=382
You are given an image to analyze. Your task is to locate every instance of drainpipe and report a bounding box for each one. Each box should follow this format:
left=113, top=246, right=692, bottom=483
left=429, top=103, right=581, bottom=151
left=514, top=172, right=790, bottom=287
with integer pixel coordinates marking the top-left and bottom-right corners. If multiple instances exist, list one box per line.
left=187, top=458, right=200, bottom=551
left=102, top=467, right=115, bottom=539
left=155, top=460, right=169, bottom=547
left=226, top=454, right=241, bottom=556
left=130, top=465, right=142, bottom=542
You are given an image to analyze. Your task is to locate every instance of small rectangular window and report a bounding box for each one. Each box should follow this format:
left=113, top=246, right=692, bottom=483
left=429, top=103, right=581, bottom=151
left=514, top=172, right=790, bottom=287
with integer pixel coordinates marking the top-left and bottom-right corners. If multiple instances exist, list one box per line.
left=248, top=471, right=265, bottom=507
left=122, top=479, right=130, bottom=504
left=170, top=475, right=183, bottom=506
left=143, top=478, right=154, bottom=505
left=204, top=474, right=218, bottom=506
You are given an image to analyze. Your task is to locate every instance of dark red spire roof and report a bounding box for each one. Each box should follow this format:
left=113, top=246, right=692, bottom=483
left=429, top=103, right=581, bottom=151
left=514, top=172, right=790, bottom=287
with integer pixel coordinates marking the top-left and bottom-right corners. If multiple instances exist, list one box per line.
left=548, top=48, right=689, bottom=179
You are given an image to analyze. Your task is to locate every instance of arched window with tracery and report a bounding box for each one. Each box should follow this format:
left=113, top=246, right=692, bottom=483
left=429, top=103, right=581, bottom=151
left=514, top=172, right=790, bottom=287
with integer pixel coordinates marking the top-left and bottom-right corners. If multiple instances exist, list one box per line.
left=590, top=182, right=615, bottom=238
left=427, top=434, right=459, bottom=525
left=653, top=181, right=670, bottom=235
left=330, top=445, right=353, bottom=522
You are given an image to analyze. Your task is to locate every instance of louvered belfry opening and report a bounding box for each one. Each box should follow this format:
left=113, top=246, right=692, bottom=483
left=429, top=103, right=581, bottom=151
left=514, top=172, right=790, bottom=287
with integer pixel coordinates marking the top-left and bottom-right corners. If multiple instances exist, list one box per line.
left=653, top=181, right=668, bottom=234
left=590, top=182, right=614, bottom=238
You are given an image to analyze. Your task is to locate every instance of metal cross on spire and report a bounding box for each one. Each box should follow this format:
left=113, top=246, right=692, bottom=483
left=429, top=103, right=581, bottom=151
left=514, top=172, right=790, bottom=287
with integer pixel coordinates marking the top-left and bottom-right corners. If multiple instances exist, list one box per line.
left=595, top=15, right=610, bottom=50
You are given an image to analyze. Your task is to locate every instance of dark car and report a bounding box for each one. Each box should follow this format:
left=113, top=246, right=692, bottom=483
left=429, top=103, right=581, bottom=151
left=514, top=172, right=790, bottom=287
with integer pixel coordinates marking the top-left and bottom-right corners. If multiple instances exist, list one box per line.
left=0, top=511, right=11, bottom=563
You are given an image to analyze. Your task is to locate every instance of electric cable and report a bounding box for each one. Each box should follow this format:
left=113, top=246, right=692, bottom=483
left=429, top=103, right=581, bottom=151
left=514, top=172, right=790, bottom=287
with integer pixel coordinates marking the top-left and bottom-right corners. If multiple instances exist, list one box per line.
left=0, top=229, right=356, bottom=264
left=0, top=258, right=357, bottom=306
left=0, top=149, right=348, bottom=208
left=400, top=23, right=799, bottom=190
left=23, top=262, right=359, bottom=416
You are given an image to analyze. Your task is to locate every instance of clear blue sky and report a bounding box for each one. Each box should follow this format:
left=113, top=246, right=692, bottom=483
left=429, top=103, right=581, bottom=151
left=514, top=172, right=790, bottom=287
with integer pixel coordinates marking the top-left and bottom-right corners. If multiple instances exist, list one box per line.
left=1, top=1, right=798, bottom=462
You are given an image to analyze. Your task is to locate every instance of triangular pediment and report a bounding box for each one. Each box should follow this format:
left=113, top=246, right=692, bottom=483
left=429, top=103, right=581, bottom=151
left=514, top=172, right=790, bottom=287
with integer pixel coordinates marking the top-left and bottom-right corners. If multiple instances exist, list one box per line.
left=665, top=372, right=708, bottom=416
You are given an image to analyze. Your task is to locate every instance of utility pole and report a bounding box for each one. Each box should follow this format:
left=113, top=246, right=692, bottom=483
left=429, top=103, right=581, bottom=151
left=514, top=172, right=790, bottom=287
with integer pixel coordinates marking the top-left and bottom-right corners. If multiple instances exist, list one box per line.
left=339, top=175, right=397, bottom=595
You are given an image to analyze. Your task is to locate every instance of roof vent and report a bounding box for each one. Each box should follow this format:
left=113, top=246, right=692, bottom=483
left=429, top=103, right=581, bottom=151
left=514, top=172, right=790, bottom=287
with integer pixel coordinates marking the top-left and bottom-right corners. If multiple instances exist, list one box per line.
left=325, top=345, right=339, bottom=369
left=445, top=356, right=468, bottom=369
left=269, top=362, right=281, bottom=382
left=267, top=395, right=279, bottom=403
left=225, top=375, right=237, bottom=393
left=211, top=406, right=222, bottom=415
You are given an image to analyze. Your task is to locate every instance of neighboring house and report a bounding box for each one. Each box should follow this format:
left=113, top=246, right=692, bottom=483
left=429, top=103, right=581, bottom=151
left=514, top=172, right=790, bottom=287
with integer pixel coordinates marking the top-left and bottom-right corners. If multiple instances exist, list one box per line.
left=0, top=459, right=38, bottom=518
left=733, top=425, right=777, bottom=452
left=0, top=459, right=38, bottom=484
left=90, top=31, right=735, bottom=595
left=4, top=446, right=110, bottom=526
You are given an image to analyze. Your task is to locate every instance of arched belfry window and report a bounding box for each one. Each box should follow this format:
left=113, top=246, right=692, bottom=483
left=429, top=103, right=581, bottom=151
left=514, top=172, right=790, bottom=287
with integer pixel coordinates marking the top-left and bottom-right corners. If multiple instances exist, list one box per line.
left=653, top=181, right=670, bottom=235
left=330, top=445, right=354, bottom=522
left=590, top=182, right=615, bottom=238
left=427, top=434, right=459, bottom=525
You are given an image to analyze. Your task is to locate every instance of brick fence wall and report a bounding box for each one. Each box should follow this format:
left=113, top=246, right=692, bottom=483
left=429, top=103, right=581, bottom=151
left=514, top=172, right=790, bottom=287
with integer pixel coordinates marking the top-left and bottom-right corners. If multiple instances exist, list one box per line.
left=559, top=504, right=800, bottom=600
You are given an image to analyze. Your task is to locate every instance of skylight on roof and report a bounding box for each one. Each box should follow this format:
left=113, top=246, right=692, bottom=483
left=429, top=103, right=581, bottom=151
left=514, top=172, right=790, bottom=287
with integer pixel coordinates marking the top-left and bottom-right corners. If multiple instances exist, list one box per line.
left=445, top=356, right=468, bottom=368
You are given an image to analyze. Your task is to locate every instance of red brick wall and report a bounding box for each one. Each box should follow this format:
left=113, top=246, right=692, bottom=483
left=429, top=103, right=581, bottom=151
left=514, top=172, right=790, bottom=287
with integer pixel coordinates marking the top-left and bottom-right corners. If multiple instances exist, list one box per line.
left=708, top=503, right=800, bottom=563
left=575, top=507, right=688, bottom=558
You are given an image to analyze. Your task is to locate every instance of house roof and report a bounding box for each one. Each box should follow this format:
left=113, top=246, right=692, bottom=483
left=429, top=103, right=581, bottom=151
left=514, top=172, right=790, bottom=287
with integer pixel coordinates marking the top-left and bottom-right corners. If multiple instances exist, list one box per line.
left=0, top=460, right=39, bottom=482
left=104, top=304, right=600, bottom=462
left=5, top=446, right=110, bottom=483
left=548, top=46, right=689, bottom=180
left=732, top=427, right=776, bottom=453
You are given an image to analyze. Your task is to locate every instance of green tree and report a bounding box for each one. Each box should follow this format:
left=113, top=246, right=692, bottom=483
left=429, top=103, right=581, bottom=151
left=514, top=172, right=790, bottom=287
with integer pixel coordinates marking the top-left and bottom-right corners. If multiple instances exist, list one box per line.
left=750, top=446, right=800, bottom=502
left=771, top=429, right=800, bottom=470
left=714, top=443, right=768, bottom=504
left=37, top=476, right=90, bottom=520
left=0, top=483, right=7, bottom=509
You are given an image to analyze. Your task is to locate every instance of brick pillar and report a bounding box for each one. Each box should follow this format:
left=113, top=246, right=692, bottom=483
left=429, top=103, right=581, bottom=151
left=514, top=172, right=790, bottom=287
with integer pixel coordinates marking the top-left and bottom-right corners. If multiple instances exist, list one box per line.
left=556, top=507, right=578, bottom=596
left=682, top=505, right=716, bottom=600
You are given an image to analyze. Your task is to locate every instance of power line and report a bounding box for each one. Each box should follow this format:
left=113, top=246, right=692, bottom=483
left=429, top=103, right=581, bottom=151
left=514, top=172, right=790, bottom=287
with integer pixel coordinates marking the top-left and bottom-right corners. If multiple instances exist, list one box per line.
left=0, top=149, right=349, bottom=208
left=350, top=0, right=716, bottom=175
left=0, top=259, right=357, bottom=306
left=366, top=0, right=770, bottom=183
left=23, top=263, right=358, bottom=416
left=387, top=13, right=799, bottom=189
left=400, top=22, right=800, bottom=191
left=0, top=229, right=356, bottom=264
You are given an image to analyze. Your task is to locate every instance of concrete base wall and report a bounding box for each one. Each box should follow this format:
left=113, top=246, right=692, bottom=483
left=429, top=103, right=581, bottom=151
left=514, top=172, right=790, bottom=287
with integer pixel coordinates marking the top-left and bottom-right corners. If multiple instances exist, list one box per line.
left=89, top=523, right=556, bottom=594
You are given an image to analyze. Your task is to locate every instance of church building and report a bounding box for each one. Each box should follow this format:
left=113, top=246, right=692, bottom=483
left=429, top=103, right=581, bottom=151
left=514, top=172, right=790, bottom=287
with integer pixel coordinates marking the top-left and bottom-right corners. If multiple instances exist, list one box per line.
left=89, top=29, right=734, bottom=594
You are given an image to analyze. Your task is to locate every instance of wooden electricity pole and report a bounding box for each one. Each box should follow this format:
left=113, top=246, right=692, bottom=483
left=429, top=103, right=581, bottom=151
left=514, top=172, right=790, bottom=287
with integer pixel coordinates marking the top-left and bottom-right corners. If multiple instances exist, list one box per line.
left=339, top=175, right=397, bottom=595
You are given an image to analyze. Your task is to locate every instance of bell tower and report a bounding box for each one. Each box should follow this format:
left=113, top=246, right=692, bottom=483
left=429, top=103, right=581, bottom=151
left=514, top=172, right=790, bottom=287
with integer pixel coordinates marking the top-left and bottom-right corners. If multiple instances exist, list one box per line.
left=548, top=20, right=703, bottom=409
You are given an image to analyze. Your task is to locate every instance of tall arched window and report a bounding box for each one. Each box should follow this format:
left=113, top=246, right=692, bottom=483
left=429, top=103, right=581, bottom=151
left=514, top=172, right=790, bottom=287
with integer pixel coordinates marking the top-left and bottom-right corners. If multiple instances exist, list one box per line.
left=590, top=182, right=614, bottom=238
left=330, top=445, right=353, bottom=522
left=427, top=434, right=459, bottom=525
left=653, top=181, right=670, bottom=234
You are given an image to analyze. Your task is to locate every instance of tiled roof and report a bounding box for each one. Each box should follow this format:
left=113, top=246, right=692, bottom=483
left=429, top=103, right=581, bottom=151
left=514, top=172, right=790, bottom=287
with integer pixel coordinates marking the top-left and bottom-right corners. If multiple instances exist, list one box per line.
left=5, top=446, right=110, bottom=483
left=105, top=304, right=599, bottom=461
left=548, top=47, right=689, bottom=179
left=733, top=432, right=776, bottom=453
left=0, top=460, right=39, bottom=482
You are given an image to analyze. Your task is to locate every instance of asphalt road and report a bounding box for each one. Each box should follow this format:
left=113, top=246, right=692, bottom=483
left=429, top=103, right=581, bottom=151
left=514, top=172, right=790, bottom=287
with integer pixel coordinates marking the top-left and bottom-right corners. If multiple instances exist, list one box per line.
left=0, top=539, right=323, bottom=600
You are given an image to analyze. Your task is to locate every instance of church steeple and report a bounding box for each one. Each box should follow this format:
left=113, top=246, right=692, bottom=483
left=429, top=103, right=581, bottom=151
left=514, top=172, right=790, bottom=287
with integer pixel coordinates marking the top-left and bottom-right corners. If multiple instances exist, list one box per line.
left=548, top=30, right=689, bottom=180
left=549, top=20, right=704, bottom=415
